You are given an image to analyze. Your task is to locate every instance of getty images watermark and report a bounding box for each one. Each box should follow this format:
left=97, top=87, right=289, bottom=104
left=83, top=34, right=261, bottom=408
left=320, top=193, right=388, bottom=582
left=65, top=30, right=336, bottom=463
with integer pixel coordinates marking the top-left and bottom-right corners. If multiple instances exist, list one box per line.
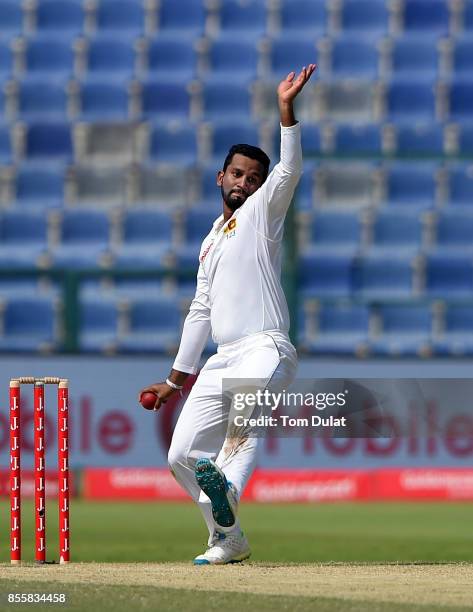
left=221, top=378, right=473, bottom=439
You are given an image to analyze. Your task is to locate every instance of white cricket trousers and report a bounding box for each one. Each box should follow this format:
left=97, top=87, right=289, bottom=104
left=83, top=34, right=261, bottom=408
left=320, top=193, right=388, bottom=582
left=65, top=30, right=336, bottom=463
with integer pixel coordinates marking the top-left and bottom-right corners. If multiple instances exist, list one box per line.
left=168, top=330, right=297, bottom=541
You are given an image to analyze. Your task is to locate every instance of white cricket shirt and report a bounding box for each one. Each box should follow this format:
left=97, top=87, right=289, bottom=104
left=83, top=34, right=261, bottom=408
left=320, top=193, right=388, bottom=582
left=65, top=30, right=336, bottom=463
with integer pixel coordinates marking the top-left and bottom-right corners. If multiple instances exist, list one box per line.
left=173, top=122, right=302, bottom=374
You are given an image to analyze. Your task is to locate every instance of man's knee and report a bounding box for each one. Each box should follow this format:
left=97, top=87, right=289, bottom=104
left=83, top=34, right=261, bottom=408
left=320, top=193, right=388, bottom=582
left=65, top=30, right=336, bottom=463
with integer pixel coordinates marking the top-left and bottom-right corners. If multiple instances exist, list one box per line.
left=167, top=443, right=190, bottom=473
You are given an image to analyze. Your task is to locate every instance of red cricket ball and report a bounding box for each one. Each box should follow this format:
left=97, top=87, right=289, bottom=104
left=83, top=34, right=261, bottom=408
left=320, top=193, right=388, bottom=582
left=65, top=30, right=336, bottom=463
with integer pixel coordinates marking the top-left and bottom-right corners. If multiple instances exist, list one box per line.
left=140, top=391, right=158, bottom=410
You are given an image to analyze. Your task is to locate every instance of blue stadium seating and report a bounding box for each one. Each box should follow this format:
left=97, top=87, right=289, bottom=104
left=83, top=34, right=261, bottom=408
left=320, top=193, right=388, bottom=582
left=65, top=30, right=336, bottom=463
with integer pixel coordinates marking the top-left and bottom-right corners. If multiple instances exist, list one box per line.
left=147, top=37, right=197, bottom=79
left=15, top=163, right=65, bottom=208
left=0, top=1, right=23, bottom=37
left=23, top=36, right=75, bottom=77
left=305, top=211, right=361, bottom=254
left=393, top=123, right=445, bottom=156
left=218, top=0, right=268, bottom=36
left=111, top=244, right=170, bottom=269
left=140, top=80, right=191, bottom=119
left=0, top=41, right=13, bottom=78
left=17, top=79, right=69, bottom=120
left=370, top=210, right=423, bottom=255
left=0, top=297, right=57, bottom=352
left=184, top=208, right=216, bottom=246
left=209, top=120, right=260, bottom=163
left=425, top=253, right=473, bottom=296
left=149, top=122, right=198, bottom=164
left=299, top=126, right=322, bottom=157
left=299, top=253, right=354, bottom=297
left=370, top=303, right=433, bottom=356
left=269, top=37, right=318, bottom=78
left=451, top=37, right=473, bottom=77
left=86, top=36, right=137, bottom=79
left=35, top=0, right=85, bottom=35
left=434, top=304, right=473, bottom=356
left=447, top=164, right=473, bottom=206
left=457, top=123, right=473, bottom=155
left=402, top=0, right=450, bottom=35
left=448, top=80, right=473, bottom=121
left=78, top=80, right=130, bottom=119
left=390, top=36, right=439, bottom=80
left=354, top=254, right=416, bottom=298
left=333, top=124, right=382, bottom=156
left=158, top=0, right=206, bottom=35
left=330, top=38, right=380, bottom=78
left=386, top=80, right=437, bottom=121
left=0, top=209, right=48, bottom=266
left=434, top=210, right=473, bottom=252
left=206, top=38, right=260, bottom=80
left=201, top=81, right=252, bottom=121
left=122, top=209, right=173, bottom=245
left=79, top=296, right=119, bottom=352
left=95, top=0, right=146, bottom=34
left=339, top=0, right=389, bottom=35
left=304, top=303, right=370, bottom=356
left=0, top=123, right=12, bottom=164
left=465, top=0, right=473, bottom=30
left=384, top=162, right=438, bottom=208
left=118, top=297, right=182, bottom=352
left=279, top=0, right=326, bottom=36
left=25, top=122, right=73, bottom=161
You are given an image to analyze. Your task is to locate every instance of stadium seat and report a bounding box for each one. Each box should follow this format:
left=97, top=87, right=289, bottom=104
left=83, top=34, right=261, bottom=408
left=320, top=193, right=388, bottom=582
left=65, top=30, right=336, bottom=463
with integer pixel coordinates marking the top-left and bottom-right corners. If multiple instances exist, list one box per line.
left=451, top=37, right=473, bottom=77
left=389, top=36, right=440, bottom=80
left=200, top=81, right=252, bottom=121
left=0, top=123, right=13, bottom=164
left=157, top=0, right=206, bottom=35
left=0, top=41, right=13, bottom=78
left=317, top=81, right=378, bottom=122
left=304, top=303, right=370, bottom=356
left=78, top=80, right=130, bottom=120
left=15, top=163, right=65, bottom=208
left=354, top=254, right=416, bottom=298
left=464, top=0, right=473, bottom=30
left=218, top=0, right=268, bottom=36
left=425, top=253, right=473, bottom=296
left=402, top=0, right=450, bottom=35
left=339, top=0, right=389, bottom=34
left=333, top=124, right=383, bottom=156
left=133, top=163, right=192, bottom=205
left=206, top=38, right=260, bottom=80
left=16, top=79, right=69, bottom=120
left=0, top=1, right=23, bottom=37
left=304, top=210, right=362, bottom=254
left=386, top=80, right=437, bottom=121
left=299, top=253, right=354, bottom=297
left=35, top=0, right=85, bottom=35
left=330, top=38, right=380, bottom=79
left=278, top=0, right=326, bottom=36
left=95, top=0, right=146, bottom=34
left=79, top=297, right=119, bottom=352
left=434, top=210, right=473, bottom=252
left=208, top=120, right=260, bottom=163
left=384, top=162, right=438, bottom=208
left=447, top=164, right=473, bottom=206
left=434, top=304, right=473, bottom=356
left=111, top=244, right=170, bottom=269
left=118, top=296, right=181, bottom=352
left=370, top=210, right=423, bottom=255
left=85, top=36, right=137, bottom=79
left=182, top=208, right=216, bottom=253
left=370, top=303, right=433, bottom=356
left=393, top=123, right=445, bottom=157
left=448, top=81, right=473, bottom=121
left=299, top=126, right=322, bottom=158
left=23, top=36, right=75, bottom=77
left=149, top=122, right=197, bottom=164
left=121, top=208, right=173, bottom=245
left=457, top=123, right=473, bottom=156
left=0, top=297, right=57, bottom=352
left=146, top=37, right=197, bottom=79
left=140, top=80, right=191, bottom=119
left=269, top=37, right=318, bottom=78
left=72, top=165, right=129, bottom=205
left=0, top=208, right=48, bottom=266
left=316, top=162, right=377, bottom=206
left=24, top=122, right=73, bottom=161
left=199, top=164, right=224, bottom=204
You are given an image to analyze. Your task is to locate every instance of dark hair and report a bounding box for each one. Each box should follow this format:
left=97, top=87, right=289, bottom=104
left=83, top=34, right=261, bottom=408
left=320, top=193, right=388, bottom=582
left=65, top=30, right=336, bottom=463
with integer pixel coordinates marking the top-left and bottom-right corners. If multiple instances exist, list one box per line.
left=223, top=144, right=270, bottom=179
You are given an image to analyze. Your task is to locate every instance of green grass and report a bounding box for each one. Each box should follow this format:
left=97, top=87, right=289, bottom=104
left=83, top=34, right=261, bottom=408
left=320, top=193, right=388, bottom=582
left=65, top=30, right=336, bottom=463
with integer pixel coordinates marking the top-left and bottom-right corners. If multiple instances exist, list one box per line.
left=0, top=500, right=472, bottom=563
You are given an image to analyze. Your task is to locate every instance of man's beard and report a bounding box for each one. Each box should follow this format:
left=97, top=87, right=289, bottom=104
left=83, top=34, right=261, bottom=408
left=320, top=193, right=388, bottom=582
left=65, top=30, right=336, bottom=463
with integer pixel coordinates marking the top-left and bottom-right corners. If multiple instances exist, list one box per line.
left=221, top=185, right=248, bottom=211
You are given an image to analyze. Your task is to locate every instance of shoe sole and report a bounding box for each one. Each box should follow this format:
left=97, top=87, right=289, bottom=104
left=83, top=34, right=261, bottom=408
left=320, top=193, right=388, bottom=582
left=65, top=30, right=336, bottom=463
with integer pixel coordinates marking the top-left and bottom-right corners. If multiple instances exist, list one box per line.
left=195, top=458, right=236, bottom=528
left=193, top=550, right=251, bottom=566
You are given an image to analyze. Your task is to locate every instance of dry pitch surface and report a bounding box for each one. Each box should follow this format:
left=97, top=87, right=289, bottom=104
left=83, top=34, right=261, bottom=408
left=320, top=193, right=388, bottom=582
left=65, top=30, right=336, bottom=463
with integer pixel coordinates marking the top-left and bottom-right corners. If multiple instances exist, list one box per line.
left=0, top=562, right=472, bottom=609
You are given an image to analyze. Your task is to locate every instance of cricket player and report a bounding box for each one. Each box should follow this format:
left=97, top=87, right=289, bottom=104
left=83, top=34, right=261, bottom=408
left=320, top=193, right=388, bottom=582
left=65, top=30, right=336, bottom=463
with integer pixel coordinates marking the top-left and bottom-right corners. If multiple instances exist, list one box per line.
left=139, top=64, right=316, bottom=564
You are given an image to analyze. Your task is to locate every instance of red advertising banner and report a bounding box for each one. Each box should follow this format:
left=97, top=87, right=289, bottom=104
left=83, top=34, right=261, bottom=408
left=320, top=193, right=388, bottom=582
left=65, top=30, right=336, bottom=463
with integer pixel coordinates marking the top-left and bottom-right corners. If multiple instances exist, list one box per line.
left=81, top=467, right=473, bottom=502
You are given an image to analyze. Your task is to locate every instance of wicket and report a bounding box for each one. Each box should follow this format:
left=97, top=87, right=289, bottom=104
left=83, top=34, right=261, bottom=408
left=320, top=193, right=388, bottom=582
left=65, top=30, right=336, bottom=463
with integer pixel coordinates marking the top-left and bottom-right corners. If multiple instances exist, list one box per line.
left=9, top=377, right=70, bottom=565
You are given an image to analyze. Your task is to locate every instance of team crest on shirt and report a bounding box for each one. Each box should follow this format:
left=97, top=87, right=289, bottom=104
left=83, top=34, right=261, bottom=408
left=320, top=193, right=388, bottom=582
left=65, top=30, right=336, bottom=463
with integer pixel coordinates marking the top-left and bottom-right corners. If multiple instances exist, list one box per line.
left=224, top=218, right=237, bottom=239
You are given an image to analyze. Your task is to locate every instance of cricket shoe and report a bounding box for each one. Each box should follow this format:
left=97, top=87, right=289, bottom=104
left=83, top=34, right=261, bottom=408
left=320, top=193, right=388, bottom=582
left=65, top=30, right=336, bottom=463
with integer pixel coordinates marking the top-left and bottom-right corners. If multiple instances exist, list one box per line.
left=195, top=458, right=238, bottom=528
left=193, top=530, right=251, bottom=565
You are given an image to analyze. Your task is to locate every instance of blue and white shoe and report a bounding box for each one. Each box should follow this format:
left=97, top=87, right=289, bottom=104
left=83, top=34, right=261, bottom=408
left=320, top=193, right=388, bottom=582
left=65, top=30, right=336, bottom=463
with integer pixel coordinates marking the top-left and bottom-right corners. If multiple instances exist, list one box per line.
left=195, top=458, right=238, bottom=528
left=193, top=530, right=251, bottom=565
